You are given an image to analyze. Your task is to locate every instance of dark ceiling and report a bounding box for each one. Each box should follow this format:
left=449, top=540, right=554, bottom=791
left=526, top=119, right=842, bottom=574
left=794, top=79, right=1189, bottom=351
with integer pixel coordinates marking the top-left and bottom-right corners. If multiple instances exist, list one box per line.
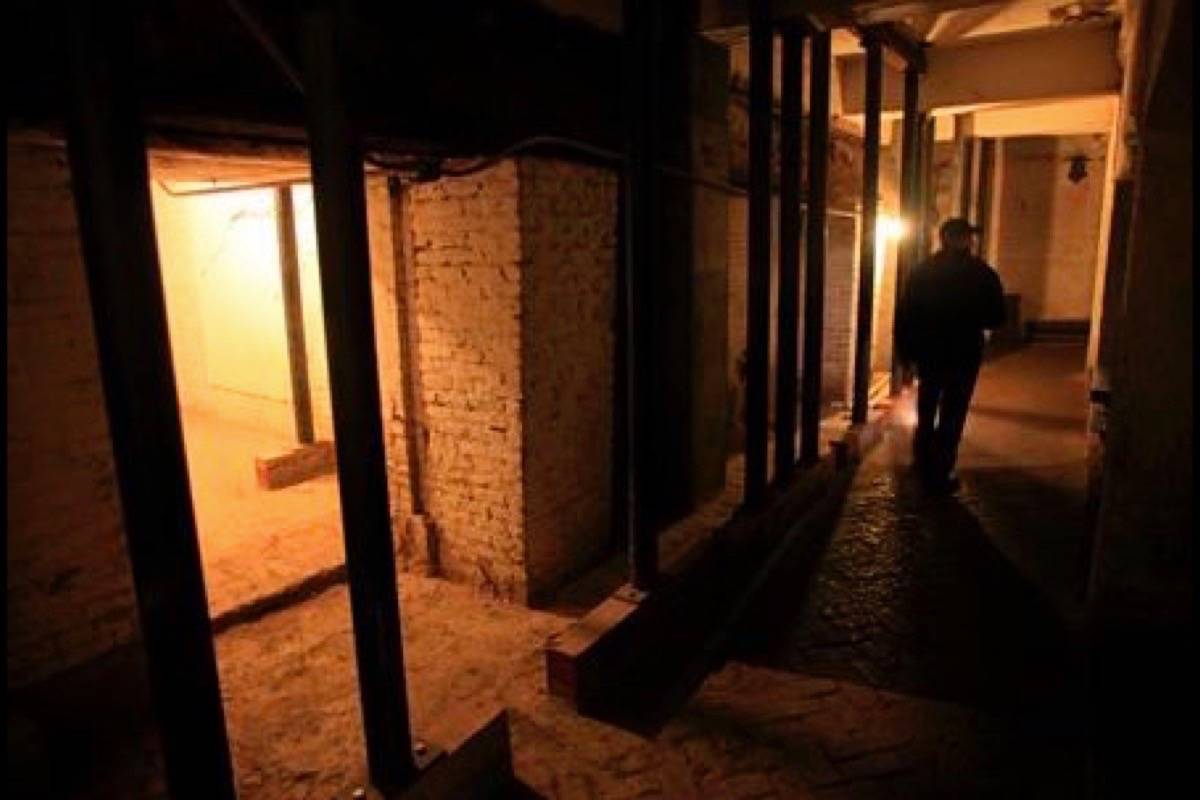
left=6, top=0, right=623, bottom=156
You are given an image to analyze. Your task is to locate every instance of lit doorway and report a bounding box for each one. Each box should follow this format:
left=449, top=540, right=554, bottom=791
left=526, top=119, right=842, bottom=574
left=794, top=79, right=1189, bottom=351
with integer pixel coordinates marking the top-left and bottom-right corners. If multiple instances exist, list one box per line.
left=149, top=154, right=345, bottom=621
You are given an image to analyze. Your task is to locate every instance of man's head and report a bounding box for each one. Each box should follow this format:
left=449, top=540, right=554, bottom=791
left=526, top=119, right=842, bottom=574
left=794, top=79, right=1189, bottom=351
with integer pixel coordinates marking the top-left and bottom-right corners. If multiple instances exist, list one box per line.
left=939, top=217, right=980, bottom=254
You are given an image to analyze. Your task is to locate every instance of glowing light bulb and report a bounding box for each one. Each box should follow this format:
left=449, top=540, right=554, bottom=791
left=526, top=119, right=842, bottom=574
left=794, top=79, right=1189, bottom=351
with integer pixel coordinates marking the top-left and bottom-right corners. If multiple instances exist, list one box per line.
left=876, top=214, right=907, bottom=242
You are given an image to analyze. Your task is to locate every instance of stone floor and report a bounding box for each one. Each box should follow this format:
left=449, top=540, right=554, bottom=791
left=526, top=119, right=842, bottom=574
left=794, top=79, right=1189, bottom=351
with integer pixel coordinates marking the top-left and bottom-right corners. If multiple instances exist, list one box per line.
left=200, top=343, right=1094, bottom=798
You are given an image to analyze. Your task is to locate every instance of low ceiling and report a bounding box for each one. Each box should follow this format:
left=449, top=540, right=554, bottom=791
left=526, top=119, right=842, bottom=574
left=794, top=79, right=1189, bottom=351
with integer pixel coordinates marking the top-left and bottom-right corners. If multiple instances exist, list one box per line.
left=714, top=0, right=1123, bottom=142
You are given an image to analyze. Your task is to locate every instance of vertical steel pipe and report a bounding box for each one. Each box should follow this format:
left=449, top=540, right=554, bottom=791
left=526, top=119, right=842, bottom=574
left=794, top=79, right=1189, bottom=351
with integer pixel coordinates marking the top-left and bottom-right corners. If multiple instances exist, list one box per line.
left=744, top=0, right=773, bottom=506
left=774, top=24, right=806, bottom=481
left=298, top=3, right=417, bottom=791
left=64, top=3, right=235, bottom=797
left=800, top=31, right=831, bottom=466
left=852, top=35, right=883, bottom=425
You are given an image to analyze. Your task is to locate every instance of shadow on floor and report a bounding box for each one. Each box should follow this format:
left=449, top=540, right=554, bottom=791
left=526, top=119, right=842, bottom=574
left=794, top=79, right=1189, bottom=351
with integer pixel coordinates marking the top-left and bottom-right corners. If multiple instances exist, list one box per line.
left=732, top=461, right=1087, bottom=730
left=573, top=469, right=860, bottom=741
left=967, top=404, right=1086, bottom=430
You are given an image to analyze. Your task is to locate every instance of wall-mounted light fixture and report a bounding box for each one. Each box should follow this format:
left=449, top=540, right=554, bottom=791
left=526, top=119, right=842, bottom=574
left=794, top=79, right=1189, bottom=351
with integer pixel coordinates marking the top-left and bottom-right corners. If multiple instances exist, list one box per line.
left=875, top=214, right=907, bottom=242
left=1067, top=154, right=1089, bottom=183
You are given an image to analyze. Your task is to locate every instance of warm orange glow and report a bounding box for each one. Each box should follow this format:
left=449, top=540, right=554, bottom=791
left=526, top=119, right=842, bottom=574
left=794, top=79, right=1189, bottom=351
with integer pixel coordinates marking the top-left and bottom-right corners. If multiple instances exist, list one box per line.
left=876, top=214, right=907, bottom=243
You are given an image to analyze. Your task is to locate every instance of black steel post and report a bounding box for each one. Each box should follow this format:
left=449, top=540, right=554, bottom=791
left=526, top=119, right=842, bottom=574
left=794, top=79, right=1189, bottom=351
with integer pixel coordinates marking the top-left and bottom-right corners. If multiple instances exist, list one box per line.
left=800, top=31, right=831, bottom=466
left=774, top=23, right=805, bottom=482
left=891, top=65, right=921, bottom=393
left=275, top=186, right=316, bottom=445
left=744, top=0, right=772, bottom=506
left=919, top=114, right=937, bottom=259
left=852, top=36, right=883, bottom=425
left=63, top=4, right=235, bottom=798
left=622, top=0, right=658, bottom=589
left=298, top=3, right=417, bottom=792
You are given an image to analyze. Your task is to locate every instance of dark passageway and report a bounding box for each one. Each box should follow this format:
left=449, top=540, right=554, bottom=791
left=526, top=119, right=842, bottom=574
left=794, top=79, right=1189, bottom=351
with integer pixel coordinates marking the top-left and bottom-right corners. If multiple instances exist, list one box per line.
left=689, top=343, right=1094, bottom=796
left=8, top=1, right=1189, bottom=797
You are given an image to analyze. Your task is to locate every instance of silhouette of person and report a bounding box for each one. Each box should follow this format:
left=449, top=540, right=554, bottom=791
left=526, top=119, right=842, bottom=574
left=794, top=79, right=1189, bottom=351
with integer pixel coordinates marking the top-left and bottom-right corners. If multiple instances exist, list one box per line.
left=896, top=217, right=1005, bottom=493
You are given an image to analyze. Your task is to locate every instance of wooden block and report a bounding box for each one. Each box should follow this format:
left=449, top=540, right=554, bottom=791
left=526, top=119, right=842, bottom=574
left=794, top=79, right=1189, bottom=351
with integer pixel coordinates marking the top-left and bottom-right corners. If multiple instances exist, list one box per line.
left=254, top=441, right=337, bottom=490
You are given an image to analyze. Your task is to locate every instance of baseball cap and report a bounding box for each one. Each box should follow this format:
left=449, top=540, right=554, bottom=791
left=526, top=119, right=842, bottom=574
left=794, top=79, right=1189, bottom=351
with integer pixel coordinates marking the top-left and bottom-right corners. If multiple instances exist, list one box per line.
left=940, top=217, right=982, bottom=238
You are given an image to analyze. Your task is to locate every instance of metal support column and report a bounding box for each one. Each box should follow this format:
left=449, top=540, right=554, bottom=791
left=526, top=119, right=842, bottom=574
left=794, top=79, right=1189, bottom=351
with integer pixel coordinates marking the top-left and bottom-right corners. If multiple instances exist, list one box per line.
left=851, top=35, right=882, bottom=425
left=774, top=23, right=806, bottom=481
left=275, top=186, right=316, bottom=445
left=744, top=0, right=772, bottom=506
left=891, top=65, right=921, bottom=393
left=800, top=30, right=831, bottom=466
left=920, top=114, right=937, bottom=259
left=622, top=0, right=658, bottom=588
left=64, top=4, right=235, bottom=798
left=298, top=3, right=417, bottom=792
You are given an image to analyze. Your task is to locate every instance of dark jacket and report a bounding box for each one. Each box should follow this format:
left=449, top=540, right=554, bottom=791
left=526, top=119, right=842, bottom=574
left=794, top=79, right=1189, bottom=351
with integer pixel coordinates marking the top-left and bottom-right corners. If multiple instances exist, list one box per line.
left=896, top=249, right=1006, bottom=368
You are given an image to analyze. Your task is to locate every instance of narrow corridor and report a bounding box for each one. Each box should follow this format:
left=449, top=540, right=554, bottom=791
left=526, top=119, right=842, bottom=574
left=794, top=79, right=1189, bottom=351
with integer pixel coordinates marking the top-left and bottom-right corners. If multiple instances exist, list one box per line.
left=682, top=342, right=1093, bottom=797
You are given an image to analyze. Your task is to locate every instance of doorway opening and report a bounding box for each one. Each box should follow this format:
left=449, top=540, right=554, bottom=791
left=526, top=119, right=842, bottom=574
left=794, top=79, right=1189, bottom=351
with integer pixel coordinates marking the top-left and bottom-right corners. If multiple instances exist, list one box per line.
left=149, top=151, right=345, bottom=621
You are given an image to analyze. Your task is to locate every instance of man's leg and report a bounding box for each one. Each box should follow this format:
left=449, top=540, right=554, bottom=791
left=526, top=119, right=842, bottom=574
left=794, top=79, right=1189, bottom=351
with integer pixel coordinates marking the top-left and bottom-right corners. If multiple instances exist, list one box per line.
left=914, top=364, right=943, bottom=475
left=933, top=359, right=982, bottom=476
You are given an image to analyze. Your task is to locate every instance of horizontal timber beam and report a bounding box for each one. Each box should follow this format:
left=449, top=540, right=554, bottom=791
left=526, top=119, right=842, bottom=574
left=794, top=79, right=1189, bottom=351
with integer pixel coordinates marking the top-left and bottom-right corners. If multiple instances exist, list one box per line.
left=839, top=22, right=1120, bottom=114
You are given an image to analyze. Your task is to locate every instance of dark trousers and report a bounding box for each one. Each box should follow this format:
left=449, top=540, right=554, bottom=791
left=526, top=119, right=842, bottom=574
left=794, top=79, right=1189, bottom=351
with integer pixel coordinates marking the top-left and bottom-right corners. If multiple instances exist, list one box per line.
left=914, top=359, right=981, bottom=478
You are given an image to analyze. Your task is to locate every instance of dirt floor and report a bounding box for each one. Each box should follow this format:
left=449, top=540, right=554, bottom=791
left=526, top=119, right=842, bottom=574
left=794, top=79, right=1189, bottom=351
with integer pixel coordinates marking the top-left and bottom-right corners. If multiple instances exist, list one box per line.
left=207, top=344, right=1091, bottom=798
left=178, top=409, right=344, bottom=620
left=10, top=344, right=1095, bottom=799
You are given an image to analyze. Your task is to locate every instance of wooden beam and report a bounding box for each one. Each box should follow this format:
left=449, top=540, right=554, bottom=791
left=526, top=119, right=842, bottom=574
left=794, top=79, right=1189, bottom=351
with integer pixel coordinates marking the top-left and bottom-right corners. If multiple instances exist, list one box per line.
left=852, top=36, right=883, bottom=425
left=64, top=3, right=235, bottom=797
left=297, top=2, right=417, bottom=792
left=970, top=95, right=1117, bottom=137
left=853, top=1, right=1002, bottom=24
left=838, top=23, right=1121, bottom=114
left=700, top=1, right=997, bottom=32
left=275, top=186, right=316, bottom=445
left=858, top=22, right=927, bottom=72
left=800, top=31, right=832, bottom=467
left=774, top=23, right=805, bottom=481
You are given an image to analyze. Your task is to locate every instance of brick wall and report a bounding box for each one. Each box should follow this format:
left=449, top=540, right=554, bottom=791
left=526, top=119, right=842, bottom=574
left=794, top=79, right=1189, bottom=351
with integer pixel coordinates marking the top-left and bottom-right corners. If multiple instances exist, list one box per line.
left=6, top=136, right=142, bottom=688
left=403, top=162, right=528, bottom=599
left=726, top=98, right=878, bottom=435
left=727, top=200, right=864, bottom=425
left=821, top=214, right=860, bottom=406
left=518, top=158, right=617, bottom=603
left=8, top=142, right=647, bottom=689
left=396, top=158, right=618, bottom=603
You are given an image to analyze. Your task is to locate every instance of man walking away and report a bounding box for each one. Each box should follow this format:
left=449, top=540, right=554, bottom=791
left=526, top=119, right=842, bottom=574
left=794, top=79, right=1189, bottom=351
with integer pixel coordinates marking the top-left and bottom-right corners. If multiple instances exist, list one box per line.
left=897, top=217, right=1006, bottom=494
